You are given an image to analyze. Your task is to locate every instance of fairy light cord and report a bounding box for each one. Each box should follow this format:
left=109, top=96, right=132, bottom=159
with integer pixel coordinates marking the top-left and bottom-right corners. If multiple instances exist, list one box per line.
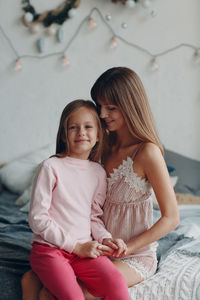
left=63, top=13, right=89, bottom=53
left=0, top=7, right=199, bottom=63
left=0, top=24, right=20, bottom=58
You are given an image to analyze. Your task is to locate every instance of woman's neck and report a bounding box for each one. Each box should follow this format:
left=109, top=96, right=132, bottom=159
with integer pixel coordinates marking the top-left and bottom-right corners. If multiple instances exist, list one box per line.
left=114, top=130, right=140, bottom=150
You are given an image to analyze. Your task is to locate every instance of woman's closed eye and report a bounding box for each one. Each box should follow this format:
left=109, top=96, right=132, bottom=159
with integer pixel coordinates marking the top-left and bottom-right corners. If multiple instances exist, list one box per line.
left=107, top=107, right=116, bottom=111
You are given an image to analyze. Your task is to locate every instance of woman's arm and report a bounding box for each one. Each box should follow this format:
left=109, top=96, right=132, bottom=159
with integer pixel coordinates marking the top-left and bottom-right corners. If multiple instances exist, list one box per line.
left=90, top=167, right=113, bottom=243
left=126, top=143, right=180, bottom=256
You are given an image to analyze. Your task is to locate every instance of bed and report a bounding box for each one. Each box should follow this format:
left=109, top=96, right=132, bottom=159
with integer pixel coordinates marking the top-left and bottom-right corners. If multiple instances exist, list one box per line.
left=0, top=145, right=200, bottom=300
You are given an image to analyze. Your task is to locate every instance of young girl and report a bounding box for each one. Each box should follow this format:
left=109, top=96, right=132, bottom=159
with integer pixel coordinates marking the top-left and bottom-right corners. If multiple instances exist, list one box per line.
left=91, top=66, right=180, bottom=288
left=25, top=99, right=130, bottom=300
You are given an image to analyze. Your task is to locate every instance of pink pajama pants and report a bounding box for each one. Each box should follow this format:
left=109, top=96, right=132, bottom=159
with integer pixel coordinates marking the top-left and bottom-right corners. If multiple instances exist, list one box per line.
left=30, top=243, right=130, bottom=300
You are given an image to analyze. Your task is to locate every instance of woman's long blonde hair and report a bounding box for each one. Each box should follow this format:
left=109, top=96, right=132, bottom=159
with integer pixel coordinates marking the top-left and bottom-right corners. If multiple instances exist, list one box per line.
left=56, top=99, right=103, bottom=162
left=91, top=67, right=163, bottom=155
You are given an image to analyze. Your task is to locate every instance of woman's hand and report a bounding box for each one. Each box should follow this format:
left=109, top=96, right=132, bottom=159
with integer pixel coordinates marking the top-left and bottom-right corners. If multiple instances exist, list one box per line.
left=101, top=238, right=127, bottom=257
left=73, top=241, right=111, bottom=259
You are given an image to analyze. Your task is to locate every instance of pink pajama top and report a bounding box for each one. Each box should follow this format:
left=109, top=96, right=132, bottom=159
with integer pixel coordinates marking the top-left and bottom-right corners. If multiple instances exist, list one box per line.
left=29, top=156, right=112, bottom=253
left=102, top=144, right=158, bottom=276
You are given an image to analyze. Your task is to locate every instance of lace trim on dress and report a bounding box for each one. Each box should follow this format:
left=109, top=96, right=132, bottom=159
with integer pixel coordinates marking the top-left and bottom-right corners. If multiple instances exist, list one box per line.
left=120, top=257, right=151, bottom=280
left=108, top=157, right=151, bottom=194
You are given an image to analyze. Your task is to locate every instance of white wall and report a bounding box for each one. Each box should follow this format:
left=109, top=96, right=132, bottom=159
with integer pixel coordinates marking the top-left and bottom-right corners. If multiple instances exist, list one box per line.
left=0, top=0, right=199, bottom=164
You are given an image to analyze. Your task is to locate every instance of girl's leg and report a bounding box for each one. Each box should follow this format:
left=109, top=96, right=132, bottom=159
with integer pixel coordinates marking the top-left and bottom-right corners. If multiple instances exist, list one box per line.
left=73, top=256, right=130, bottom=300
left=78, top=280, right=96, bottom=300
left=21, top=270, right=42, bottom=300
left=30, top=244, right=85, bottom=300
left=39, top=287, right=53, bottom=300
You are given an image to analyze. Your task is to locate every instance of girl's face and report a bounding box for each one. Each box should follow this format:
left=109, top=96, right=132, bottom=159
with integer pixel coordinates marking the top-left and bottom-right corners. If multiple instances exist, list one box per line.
left=97, top=100, right=127, bottom=132
left=64, top=107, right=99, bottom=160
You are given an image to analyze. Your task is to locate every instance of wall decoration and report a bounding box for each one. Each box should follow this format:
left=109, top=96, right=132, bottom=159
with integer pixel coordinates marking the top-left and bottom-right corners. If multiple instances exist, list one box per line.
left=21, top=1, right=81, bottom=53
left=21, top=0, right=80, bottom=28
left=0, top=7, right=199, bottom=72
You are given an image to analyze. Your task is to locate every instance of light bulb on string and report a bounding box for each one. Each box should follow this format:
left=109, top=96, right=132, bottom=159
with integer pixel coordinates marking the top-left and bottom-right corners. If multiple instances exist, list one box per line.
left=151, top=57, right=159, bottom=72
left=62, top=55, right=70, bottom=67
left=88, top=17, right=97, bottom=29
left=14, top=59, right=22, bottom=72
left=193, top=49, right=200, bottom=64
left=110, top=37, right=117, bottom=49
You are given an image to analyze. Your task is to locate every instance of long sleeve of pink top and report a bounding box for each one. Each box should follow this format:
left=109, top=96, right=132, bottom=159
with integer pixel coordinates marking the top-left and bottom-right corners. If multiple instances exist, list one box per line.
left=28, top=156, right=112, bottom=253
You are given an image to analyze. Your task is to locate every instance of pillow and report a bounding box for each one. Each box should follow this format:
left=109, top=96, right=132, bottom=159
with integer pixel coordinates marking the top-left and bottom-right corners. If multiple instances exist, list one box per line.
left=176, top=193, right=200, bottom=205
left=152, top=176, right=178, bottom=209
left=0, top=143, right=55, bottom=194
left=164, top=149, right=200, bottom=196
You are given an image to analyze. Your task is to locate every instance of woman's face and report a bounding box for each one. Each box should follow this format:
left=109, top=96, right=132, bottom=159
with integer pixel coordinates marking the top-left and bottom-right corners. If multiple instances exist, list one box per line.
left=97, top=100, right=127, bottom=132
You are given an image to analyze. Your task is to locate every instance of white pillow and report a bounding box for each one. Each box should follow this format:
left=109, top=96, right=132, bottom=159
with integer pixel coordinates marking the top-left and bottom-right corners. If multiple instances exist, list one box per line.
left=0, top=143, right=55, bottom=194
left=152, top=176, right=178, bottom=209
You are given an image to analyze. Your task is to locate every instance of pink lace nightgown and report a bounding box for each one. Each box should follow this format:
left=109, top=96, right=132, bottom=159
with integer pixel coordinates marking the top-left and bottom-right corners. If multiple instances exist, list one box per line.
left=102, top=144, right=158, bottom=280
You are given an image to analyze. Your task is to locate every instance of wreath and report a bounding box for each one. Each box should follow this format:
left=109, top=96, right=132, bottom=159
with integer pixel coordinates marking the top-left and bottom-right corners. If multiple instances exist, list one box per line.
left=21, top=0, right=81, bottom=27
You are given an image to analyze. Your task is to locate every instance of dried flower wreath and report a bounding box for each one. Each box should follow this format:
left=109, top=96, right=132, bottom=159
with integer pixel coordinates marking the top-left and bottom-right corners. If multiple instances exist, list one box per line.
left=21, top=0, right=80, bottom=27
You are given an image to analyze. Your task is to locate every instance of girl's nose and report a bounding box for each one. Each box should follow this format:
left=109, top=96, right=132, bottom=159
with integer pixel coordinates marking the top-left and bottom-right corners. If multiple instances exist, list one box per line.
left=100, top=106, right=107, bottom=119
left=78, top=127, right=86, bottom=136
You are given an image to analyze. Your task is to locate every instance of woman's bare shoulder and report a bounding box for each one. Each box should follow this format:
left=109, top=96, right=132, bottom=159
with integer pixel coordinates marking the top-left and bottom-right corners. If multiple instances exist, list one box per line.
left=137, top=142, right=162, bottom=164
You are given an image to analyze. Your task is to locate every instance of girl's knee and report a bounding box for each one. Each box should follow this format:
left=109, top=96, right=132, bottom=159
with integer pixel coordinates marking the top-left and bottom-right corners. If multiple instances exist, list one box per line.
left=106, top=268, right=127, bottom=288
left=21, top=270, right=40, bottom=288
left=21, top=270, right=42, bottom=300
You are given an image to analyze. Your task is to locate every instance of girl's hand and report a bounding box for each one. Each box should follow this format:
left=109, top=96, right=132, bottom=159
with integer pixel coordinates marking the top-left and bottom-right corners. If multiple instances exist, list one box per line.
left=73, top=241, right=102, bottom=258
left=102, top=238, right=127, bottom=257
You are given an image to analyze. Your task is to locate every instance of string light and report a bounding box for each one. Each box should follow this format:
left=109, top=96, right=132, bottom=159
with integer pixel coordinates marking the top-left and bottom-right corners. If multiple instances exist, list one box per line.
left=151, top=57, right=159, bottom=72
left=0, top=7, right=199, bottom=72
left=193, top=50, right=200, bottom=64
left=111, top=37, right=117, bottom=49
left=88, top=17, right=97, bottom=29
left=15, top=59, right=22, bottom=72
left=62, top=54, right=70, bottom=67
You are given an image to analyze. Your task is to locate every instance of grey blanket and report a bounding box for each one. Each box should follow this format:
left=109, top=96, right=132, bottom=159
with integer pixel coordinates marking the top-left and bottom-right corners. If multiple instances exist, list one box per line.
left=0, top=190, right=199, bottom=300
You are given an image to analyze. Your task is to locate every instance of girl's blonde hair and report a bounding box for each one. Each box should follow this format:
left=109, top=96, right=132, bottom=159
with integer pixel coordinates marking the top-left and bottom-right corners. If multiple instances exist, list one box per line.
left=91, top=67, right=163, bottom=155
left=56, top=99, right=103, bottom=162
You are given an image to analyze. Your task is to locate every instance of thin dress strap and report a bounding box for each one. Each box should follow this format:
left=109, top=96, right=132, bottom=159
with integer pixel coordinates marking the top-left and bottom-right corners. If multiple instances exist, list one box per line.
left=131, top=142, right=144, bottom=161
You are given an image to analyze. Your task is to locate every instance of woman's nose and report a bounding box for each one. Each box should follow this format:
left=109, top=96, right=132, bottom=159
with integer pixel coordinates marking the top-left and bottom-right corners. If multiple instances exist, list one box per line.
left=100, top=106, right=107, bottom=118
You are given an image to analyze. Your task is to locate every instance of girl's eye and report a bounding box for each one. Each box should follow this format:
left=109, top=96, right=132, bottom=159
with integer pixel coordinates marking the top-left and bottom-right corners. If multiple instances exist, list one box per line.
left=86, top=125, right=93, bottom=129
left=69, top=126, right=76, bottom=130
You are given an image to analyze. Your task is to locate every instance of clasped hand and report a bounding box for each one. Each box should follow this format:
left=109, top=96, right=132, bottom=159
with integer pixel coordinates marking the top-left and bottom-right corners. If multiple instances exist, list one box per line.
left=73, top=238, right=127, bottom=259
